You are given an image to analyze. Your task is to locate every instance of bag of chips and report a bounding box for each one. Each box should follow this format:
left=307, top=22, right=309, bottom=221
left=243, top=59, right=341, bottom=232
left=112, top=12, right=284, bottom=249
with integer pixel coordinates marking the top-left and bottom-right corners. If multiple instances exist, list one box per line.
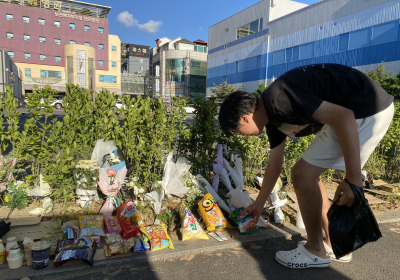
left=78, top=215, right=106, bottom=237
left=198, top=193, right=231, bottom=231
left=179, top=203, right=208, bottom=241
left=133, top=238, right=150, bottom=252
left=230, top=207, right=259, bottom=234
left=117, top=200, right=145, bottom=238
left=53, top=238, right=97, bottom=268
left=104, top=216, right=122, bottom=235
left=104, top=236, right=134, bottom=257
left=140, top=224, right=174, bottom=251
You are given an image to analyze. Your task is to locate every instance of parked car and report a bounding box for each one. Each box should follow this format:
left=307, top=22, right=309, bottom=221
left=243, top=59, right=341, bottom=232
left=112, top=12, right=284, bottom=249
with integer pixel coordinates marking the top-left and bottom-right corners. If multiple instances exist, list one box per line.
left=113, top=100, right=134, bottom=110
left=24, top=95, right=64, bottom=109
left=184, top=104, right=196, bottom=114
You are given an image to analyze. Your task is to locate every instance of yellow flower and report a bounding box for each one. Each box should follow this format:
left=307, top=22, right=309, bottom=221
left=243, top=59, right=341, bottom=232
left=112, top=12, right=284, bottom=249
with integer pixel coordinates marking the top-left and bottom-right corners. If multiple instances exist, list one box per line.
left=4, top=195, right=9, bottom=202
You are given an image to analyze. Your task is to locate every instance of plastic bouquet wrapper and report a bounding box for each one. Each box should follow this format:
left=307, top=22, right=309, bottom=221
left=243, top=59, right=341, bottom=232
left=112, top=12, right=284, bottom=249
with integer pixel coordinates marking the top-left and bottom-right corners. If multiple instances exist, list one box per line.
left=230, top=208, right=259, bottom=234
left=104, top=216, right=122, bottom=235
left=212, top=144, right=224, bottom=192
left=91, top=139, right=117, bottom=167
left=104, top=234, right=134, bottom=257
left=161, top=153, right=190, bottom=198
left=328, top=180, right=382, bottom=259
left=268, top=191, right=287, bottom=224
left=78, top=215, right=106, bottom=237
left=117, top=200, right=145, bottom=238
left=179, top=203, right=208, bottom=241
left=133, top=238, right=150, bottom=252
left=53, top=238, right=97, bottom=268
left=144, top=189, right=163, bottom=224
left=198, top=193, right=231, bottom=231
left=140, top=224, right=174, bottom=251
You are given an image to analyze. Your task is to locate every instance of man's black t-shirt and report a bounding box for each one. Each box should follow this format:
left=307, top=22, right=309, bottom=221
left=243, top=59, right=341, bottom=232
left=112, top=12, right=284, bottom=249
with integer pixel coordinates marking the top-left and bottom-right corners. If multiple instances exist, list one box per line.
left=261, top=63, right=394, bottom=149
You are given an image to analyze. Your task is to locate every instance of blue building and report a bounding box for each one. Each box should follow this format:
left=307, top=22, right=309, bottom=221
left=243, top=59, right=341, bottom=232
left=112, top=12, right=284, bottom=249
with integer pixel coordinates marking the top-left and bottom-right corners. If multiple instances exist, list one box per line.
left=207, top=0, right=400, bottom=96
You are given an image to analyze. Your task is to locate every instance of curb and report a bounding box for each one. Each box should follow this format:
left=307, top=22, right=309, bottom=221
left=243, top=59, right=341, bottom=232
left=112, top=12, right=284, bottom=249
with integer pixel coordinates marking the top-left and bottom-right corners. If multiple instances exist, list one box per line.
left=5, top=225, right=302, bottom=280
left=375, top=208, right=400, bottom=224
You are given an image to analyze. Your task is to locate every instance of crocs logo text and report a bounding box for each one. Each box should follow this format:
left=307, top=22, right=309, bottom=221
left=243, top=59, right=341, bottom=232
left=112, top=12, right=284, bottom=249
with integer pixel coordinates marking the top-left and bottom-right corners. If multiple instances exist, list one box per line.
left=287, top=263, right=308, bottom=268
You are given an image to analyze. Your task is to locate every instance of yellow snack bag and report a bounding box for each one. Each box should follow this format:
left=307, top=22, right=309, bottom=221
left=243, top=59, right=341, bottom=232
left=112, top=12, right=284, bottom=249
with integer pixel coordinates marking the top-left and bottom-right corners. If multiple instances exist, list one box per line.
left=198, top=193, right=231, bottom=231
left=140, top=224, right=174, bottom=251
left=78, top=215, right=106, bottom=237
left=179, top=203, right=209, bottom=241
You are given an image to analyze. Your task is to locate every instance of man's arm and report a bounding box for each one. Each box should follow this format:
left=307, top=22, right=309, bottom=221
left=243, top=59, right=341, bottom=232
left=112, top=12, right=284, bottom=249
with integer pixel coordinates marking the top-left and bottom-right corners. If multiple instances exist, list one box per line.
left=312, top=101, right=364, bottom=206
left=244, top=139, right=286, bottom=222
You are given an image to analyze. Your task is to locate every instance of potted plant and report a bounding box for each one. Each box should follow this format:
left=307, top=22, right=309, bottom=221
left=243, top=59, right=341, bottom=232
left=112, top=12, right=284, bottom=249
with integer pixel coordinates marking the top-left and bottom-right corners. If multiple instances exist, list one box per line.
left=73, top=160, right=99, bottom=207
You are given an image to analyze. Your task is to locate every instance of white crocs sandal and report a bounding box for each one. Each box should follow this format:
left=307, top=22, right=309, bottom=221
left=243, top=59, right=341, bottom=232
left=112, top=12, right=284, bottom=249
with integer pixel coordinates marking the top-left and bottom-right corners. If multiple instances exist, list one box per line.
left=276, top=243, right=331, bottom=269
left=298, top=240, right=353, bottom=263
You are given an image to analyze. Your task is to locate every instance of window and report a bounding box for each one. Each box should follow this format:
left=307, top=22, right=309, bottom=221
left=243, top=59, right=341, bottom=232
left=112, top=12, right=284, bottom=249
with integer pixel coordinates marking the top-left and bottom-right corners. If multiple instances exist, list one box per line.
left=194, top=46, right=206, bottom=52
left=70, top=40, right=76, bottom=44
left=98, top=44, right=104, bottom=50
left=7, top=32, right=13, bottom=39
left=112, top=62, right=117, bottom=67
left=99, top=60, right=104, bottom=66
left=39, top=36, right=45, bottom=43
left=23, top=16, right=29, bottom=23
left=285, top=48, right=292, bottom=63
left=224, top=44, right=228, bottom=49
left=237, top=18, right=263, bottom=39
left=24, top=53, right=31, bottom=59
left=40, top=54, right=46, bottom=61
left=55, top=38, right=61, bottom=44
left=6, top=14, right=13, bottom=20
left=98, top=27, right=104, bottom=33
left=139, top=66, right=143, bottom=71
left=225, top=28, right=229, bottom=33
left=25, top=69, right=31, bottom=77
left=371, top=21, right=398, bottom=46
left=24, top=35, right=30, bottom=41
left=85, top=42, right=90, bottom=46
left=139, top=59, right=143, bottom=63
left=54, top=21, right=60, bottom=27
left=55, top=56, right=61, bottom=62
left=41, top=70, right=61, bottom=79
left=112, top=46, right=117, bottom=51
left=349, top=28, right=370, bottom=50
left=7, top=51, right=14, bottom=58
left=70, top=23, right=75, bottom=29
left=273, top=50, right=286, bottom=65
left=38, top=19, right=45, bottom=25
left=338, top=33, right=349, bottom=52
left=84, top=25, right=90, bottom=31
left=292, top=46, right=299, bottom=61
left=99, top=75, right=117, bottom=83
left=299, top=42, right=314, bottom=60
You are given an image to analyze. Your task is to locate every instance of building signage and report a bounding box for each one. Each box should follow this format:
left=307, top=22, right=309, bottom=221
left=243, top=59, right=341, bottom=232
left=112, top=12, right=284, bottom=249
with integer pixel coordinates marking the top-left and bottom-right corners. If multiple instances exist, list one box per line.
left=129, top=45, right=149, bottom=58
left=55, top=12, right=100, bottom=23
left=156, top=65, right=160, bottom=77
left=156, top=79, right=159, bottom=92
left=77, top=49, right=86, bottom=88
left=163, top=97, right=170, bottom=103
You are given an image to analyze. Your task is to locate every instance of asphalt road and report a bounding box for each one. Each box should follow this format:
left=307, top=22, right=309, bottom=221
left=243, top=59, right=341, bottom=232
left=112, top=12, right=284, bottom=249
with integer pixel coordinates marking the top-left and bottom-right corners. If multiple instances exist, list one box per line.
left=32, top=222, right=400, bottom=280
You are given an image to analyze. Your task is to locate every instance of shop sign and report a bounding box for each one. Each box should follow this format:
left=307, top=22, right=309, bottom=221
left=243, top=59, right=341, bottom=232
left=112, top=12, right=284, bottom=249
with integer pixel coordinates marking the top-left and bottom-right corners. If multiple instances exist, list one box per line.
left=156, top=66, right=160, bottom=77
left=163, top=97, right=170, bottom=103
left=156, top=79, right=159, bottom=92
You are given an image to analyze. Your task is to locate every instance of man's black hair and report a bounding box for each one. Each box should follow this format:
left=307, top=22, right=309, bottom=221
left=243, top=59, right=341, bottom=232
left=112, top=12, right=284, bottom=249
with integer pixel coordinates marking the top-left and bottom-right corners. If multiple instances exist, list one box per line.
left=218, top=91, right=258, bottom=137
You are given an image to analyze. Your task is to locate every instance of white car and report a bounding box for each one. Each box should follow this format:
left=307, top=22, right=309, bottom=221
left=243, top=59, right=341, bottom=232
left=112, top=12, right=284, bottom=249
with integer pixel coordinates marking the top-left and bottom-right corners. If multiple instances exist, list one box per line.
left=114, top=100, right=134, bottom=110
left=185, top=104, right=196, bottom=114
left=24, top=96, right=64, bottom=109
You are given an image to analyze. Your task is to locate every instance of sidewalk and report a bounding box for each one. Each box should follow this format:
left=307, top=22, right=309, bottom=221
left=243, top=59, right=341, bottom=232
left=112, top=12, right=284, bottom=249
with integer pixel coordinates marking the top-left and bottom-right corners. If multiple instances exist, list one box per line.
left=3, top=208, right=400, bottom=280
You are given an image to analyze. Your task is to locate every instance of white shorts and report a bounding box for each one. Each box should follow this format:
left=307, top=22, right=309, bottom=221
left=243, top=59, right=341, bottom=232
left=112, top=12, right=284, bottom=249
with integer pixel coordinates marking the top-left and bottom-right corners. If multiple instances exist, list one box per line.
left=302, top=103, right=394, bottom=171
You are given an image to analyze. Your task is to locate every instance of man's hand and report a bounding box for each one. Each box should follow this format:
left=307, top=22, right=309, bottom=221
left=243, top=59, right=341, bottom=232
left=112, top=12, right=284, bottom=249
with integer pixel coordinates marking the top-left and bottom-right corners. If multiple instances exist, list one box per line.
left=244, top=200, right=265, bottom=223
left=333, top=179, right=362, bottom=207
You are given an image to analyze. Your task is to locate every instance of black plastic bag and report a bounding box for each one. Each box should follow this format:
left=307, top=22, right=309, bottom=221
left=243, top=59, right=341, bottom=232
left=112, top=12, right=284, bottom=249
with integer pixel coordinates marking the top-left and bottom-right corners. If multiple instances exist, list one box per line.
left=327, top=179, right=382, bottom=259
left=0, top=220, right=11, bottom=238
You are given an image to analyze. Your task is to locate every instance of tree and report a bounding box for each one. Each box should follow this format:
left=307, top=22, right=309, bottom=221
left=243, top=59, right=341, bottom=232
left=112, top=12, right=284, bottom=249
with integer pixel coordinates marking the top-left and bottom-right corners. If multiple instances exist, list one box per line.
left=254, top=83, right=267, bottom=95
left=210, top=81, right=243, bottom=101
left=364, top=63, right=400, bottom=98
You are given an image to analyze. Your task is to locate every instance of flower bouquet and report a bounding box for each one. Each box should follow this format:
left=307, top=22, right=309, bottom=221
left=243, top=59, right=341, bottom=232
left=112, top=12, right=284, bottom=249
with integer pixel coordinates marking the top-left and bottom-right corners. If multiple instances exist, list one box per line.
left=0, top=154, right=17, bottom=193
left=3, top=181, right=31, bottom=219
left=73, top=160, right=100, bottom=207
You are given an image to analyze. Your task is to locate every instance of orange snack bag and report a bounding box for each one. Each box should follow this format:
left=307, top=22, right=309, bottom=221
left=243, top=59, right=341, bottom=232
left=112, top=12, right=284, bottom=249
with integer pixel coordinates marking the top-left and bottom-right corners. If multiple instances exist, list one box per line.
left=116, top=200, right=145, bottom=238
left=198, top=193, right=231, bottom=231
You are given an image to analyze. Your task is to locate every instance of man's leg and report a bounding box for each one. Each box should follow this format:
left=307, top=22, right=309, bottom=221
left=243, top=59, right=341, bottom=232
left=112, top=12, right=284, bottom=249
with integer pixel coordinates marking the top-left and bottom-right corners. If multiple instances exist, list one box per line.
left=318, top=179, right=331, bottom=248
left=291, top=159, right=329, bottom=259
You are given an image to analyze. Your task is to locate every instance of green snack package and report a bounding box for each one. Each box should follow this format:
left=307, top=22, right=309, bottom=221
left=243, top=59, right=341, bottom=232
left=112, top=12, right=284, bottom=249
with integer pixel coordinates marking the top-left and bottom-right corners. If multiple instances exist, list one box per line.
left=229, top=207, right=259, bottom=235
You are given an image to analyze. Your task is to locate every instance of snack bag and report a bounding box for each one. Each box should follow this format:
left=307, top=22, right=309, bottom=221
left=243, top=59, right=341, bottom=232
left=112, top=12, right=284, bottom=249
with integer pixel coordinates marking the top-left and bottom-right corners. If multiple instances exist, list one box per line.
left=229, top=207, right=259, bottom=235
left=198, top=193, right=231, bottom=231
left=53, top=238, right=97, bottom=268
left=133, top=238, right=150, bottom=252
left=104, top=216, right=122, bottom=235
left=140, top=224, right=174, bottom=251
left=179, top=203, right=208, bottom=241
left=78, top=215, right=106, bottom=237
left=117, top=200, right=145, bottom=238
left=104, top=236, right=134, bottom=257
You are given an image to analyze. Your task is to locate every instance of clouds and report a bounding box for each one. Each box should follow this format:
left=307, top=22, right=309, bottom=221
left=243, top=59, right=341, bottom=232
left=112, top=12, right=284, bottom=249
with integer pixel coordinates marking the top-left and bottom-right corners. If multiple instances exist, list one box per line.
left=116, top=11, right=162, bottom=34
left=199, top=27, right=202, bottom=31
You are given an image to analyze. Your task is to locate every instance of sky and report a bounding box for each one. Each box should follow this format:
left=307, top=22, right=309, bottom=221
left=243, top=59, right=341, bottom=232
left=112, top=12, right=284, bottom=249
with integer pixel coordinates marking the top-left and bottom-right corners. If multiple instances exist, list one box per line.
left=93, top=0, right=320, bottom=48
